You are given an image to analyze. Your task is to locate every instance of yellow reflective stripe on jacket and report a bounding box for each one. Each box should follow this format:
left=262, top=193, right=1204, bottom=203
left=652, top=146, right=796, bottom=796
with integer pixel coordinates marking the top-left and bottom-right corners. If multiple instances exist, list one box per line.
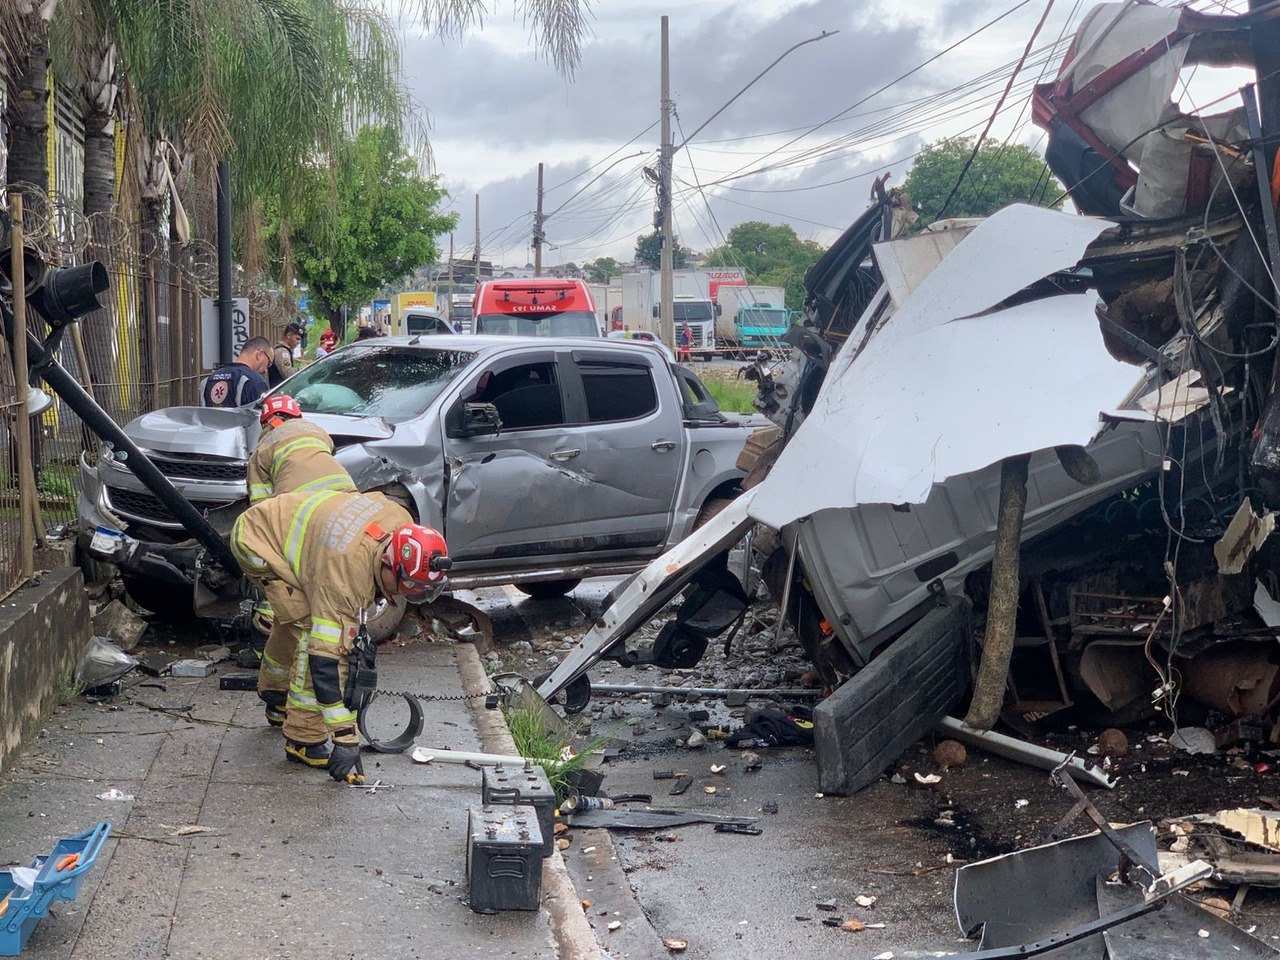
left=249, top=483, right=274, bottom=503
left=284, top=490, right=342, bottom=575
left=295, top=473, right=356, bottom=494
left=230, top=520, right=269, bottom=571
left=271, top=437, right=329, bottom=477
left=310, top=618, right=344, bottom=642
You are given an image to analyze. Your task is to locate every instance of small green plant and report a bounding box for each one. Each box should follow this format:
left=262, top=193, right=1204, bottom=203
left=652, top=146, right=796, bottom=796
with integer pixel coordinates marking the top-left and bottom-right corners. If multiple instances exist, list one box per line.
left=37, top=472, right=76, bottom=501
left=698, top=371, right=758, bottom=413
left=55, top=659, right=82, bottom=705
left=504, top=703, right=605, bottom=804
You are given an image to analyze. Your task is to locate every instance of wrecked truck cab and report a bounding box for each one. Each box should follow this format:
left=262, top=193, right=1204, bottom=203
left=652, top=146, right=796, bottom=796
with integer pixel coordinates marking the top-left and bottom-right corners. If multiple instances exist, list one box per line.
left=542, top=194, right=1260, bottom=792
left=77, top=336, right=762, bottom=619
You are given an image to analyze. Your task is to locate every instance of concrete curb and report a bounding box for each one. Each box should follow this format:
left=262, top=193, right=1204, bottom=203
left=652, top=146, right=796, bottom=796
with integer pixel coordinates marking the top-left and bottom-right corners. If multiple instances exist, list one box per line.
left=455, top=642, right=602, bottom=960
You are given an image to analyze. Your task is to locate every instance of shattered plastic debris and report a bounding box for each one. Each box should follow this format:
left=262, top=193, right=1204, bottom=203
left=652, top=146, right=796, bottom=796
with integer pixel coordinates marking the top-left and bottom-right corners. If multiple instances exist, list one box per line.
left=607, top=920, right=621, bottom=932
left=1015, top=799, right=1030, bottom=809
left=663, top=938, right=688, bottom=952
left=913, top=772, right=941, bottom=785
left=77, top=637, right=138, bottom=689
left=855, top=895, right=877, bottom=908
left=1171, top=727, right=1216, bottom=755
left=95, top=788, right=133, bottom=802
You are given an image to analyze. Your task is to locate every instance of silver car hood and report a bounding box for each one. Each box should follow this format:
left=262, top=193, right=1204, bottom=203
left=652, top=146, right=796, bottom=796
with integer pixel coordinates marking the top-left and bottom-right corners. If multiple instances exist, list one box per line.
left=127, top=406, right=257, bottom=458
left=123, top=406, right=393, bottom=459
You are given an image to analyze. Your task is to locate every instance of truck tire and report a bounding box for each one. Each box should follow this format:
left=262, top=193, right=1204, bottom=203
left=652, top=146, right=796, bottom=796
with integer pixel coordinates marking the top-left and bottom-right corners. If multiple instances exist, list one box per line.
left=515, top=579, right=582, bottom=600
left=694, top=496, right=737, bottom=530
left=366, top=595, right=408, bottom=643
left=121, top=574, right=195, bottom=622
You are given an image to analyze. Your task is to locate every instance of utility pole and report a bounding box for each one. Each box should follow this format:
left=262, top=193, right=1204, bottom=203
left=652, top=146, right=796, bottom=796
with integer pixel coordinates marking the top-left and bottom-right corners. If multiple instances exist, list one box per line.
left=474, top=193, right=481, bottom=285
left=533, top=163, right=545, bottom=275
left=447, top=233, right=454, bottom=292
left=658, top=15, right=674, bottom=350
left=216, top=160, right=233, bottom=364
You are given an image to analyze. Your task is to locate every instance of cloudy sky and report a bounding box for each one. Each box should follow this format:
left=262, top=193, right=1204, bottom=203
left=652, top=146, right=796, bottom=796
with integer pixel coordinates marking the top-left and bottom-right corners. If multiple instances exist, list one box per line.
left=391, top=0, right=1247, bottom=267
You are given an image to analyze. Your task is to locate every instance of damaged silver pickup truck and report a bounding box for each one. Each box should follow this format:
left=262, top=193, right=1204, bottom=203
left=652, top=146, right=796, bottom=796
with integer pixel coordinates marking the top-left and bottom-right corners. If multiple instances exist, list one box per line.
left=78, top=336, right=763, bottom=619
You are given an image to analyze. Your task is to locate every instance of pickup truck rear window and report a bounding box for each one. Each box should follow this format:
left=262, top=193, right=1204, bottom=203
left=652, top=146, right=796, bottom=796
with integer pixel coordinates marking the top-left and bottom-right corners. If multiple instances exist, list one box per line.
left=578, top=360, right=658, bottom=423
left=282, top=345, right=475, bottom=420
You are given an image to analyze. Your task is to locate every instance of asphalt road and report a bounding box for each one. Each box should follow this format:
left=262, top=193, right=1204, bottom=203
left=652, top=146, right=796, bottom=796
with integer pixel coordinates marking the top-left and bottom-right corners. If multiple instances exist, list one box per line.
left=458, top=579, right=1280, bottom=960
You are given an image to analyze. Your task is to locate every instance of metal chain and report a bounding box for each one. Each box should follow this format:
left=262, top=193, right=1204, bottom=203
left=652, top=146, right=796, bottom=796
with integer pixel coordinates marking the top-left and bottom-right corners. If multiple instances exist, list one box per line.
left=372, top=686, right=492, bottom=704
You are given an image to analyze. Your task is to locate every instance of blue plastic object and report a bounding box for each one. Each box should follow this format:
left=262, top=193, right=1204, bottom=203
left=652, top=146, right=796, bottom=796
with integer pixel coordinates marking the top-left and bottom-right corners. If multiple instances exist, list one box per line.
left=0, top=823, right=111, bottom=956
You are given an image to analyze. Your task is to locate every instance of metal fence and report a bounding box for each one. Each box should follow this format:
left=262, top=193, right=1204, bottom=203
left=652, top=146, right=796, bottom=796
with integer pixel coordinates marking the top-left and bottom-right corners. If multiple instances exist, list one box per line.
left=0, top=186, right=286, bottom=600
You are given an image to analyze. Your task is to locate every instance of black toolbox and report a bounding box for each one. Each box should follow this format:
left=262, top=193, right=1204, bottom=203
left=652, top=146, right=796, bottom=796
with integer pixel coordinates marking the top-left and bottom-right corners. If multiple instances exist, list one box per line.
left=466, top=804, right=544, bottom=914
left=481, top=762, right=556, bottom=858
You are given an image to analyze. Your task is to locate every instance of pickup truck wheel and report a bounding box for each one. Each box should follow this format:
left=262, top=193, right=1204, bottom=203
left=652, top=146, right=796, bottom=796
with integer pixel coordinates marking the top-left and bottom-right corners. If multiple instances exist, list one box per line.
left=515, top=579, right=582, bottom=600
left=365, top=596, right=408, bottom=643
left=121, top=574, right=195, bottom=622
left=694, top=496, right=737, bottom=529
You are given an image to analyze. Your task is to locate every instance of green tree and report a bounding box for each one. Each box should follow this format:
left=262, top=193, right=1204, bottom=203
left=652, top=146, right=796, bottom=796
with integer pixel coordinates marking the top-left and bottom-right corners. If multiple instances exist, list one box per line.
left=703, top=221, right=825, bottom=311
left=582, top=256, right=619, bottom=284
left=903, top=136, right=1064, bottom=230
left=285, top=127, right=457, bottom=330
left=635, top=231, right=689, bottom=271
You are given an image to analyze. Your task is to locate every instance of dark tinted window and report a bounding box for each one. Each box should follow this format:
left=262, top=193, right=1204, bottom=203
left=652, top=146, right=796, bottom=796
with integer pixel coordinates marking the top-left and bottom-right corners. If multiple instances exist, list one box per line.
left=579, top=360, right=658, bottom=423
left=471, top=361, right=565, bottom=430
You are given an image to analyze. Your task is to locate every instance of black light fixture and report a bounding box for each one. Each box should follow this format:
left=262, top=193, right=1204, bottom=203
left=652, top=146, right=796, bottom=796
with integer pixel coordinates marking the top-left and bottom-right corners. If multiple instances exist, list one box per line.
left=31, top=261, right=110, bottom=327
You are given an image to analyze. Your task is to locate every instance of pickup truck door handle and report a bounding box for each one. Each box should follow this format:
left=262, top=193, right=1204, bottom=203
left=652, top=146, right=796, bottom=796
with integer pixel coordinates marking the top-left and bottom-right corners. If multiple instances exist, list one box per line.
left=550, top=448, right=580, bottom=462
left=651, top=440, right=677, bottom=452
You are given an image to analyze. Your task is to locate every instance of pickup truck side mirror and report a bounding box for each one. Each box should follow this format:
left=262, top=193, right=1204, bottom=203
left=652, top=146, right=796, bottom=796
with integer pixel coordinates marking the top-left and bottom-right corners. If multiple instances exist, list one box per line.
left=714, top=303, right=722, bottom=317
left=457, top=402, right=502, bottom=439
left=651, top=305, right=659, bottom=319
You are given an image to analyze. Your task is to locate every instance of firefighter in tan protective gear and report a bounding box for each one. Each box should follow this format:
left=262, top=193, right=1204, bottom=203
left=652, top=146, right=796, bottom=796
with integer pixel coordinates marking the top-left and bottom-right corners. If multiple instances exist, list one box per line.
left=231, top=489, right=449, bottom=779
left=248, top=395, right=356, bottom=504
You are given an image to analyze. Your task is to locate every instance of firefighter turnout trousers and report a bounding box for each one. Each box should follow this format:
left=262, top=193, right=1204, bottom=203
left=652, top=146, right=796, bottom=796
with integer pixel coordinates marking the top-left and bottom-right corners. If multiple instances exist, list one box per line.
left=231, top=491, right=412, bottom=746
left=246, top=418, right=356, bottom=504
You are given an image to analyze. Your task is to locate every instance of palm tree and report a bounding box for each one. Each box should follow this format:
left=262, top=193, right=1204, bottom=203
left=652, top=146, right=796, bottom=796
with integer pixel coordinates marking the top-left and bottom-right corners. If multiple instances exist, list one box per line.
left=5, top=5, right=56, bottom=190
left=407, top=0, right=593, bottom=75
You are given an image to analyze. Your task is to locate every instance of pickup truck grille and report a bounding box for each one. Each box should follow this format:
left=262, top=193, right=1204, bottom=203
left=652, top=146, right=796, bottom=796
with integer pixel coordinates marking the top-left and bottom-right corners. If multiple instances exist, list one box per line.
left=105, top=486, right=231, bottom=527
left=146, top=455, right=246, bottom=482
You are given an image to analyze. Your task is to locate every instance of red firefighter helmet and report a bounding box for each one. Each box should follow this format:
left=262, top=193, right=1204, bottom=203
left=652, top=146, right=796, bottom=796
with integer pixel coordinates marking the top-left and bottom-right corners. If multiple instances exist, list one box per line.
left=260, top=395, right=302, bottom=426
left=387, top=524, right=451, bottom=601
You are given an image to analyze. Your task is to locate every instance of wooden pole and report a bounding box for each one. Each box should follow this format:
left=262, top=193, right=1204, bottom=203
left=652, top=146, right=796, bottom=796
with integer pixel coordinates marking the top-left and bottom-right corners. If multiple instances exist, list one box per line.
left=9, top=194, right=36, bottom=580
left=965, top=453, right=1031, bottom=730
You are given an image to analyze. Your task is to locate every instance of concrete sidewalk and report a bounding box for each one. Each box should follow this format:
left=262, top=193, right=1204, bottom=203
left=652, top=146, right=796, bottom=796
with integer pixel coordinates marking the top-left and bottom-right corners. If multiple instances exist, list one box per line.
left=0, top=639, right=586, bottom=959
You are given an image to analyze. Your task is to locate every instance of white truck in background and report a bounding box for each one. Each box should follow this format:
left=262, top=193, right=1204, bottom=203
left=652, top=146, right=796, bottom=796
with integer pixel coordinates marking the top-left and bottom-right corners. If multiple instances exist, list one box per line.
left=617, top=271, right=718, bottom=354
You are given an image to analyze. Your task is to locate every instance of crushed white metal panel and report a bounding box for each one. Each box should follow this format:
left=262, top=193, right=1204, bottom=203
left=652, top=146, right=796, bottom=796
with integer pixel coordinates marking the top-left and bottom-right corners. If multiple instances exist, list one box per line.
left=1215, top=498, right=1276, bottom=575
left=872, top=219, right=978, bottom=308
left=1134, top=369, right=1230, bottom=422
left=750, top=204, right=1134, bottom=530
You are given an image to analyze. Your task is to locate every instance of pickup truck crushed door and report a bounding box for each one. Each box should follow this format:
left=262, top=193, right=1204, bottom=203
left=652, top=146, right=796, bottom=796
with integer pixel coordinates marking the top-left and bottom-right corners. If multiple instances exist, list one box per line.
left=556, top=348, right=683, bottom=555
left=442, top=350, right=585, bottom=563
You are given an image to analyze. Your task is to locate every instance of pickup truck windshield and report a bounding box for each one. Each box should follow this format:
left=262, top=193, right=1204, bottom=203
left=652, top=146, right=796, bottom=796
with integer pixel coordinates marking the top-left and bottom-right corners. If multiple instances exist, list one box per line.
left=281, top=345, right=475, bottom=420
left=674, top=302, right=713, bottom=323
left=475, top=310, right=599, bottom=338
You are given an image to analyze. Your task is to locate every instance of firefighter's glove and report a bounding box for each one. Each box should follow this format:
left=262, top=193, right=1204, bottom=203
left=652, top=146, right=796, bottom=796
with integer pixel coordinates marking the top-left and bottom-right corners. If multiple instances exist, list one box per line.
left=328, top=736, right=364, bottom=785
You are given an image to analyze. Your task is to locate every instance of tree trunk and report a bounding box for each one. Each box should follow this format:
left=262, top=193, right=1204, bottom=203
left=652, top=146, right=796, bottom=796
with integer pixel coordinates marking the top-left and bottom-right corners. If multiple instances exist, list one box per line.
left=82, top=104, right=116, bottom=221
left=7, top=16, right=51, bottom=191
left=81, top=42, right=118, bottom=220
left=965, top=454, right=1031, bottom=731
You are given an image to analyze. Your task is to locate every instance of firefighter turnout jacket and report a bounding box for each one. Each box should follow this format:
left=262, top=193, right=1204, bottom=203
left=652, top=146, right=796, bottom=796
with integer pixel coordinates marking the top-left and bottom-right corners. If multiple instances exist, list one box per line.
left=247, top=418, right=356, bottom=504
left=231, top=491, right=412, bottom=745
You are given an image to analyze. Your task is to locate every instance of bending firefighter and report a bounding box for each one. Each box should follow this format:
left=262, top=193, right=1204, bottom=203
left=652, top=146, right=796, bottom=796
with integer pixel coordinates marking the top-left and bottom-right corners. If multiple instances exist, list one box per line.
left=231, top=490, right=450, bottom=781
left=248, top=395, right=356, bottom=504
